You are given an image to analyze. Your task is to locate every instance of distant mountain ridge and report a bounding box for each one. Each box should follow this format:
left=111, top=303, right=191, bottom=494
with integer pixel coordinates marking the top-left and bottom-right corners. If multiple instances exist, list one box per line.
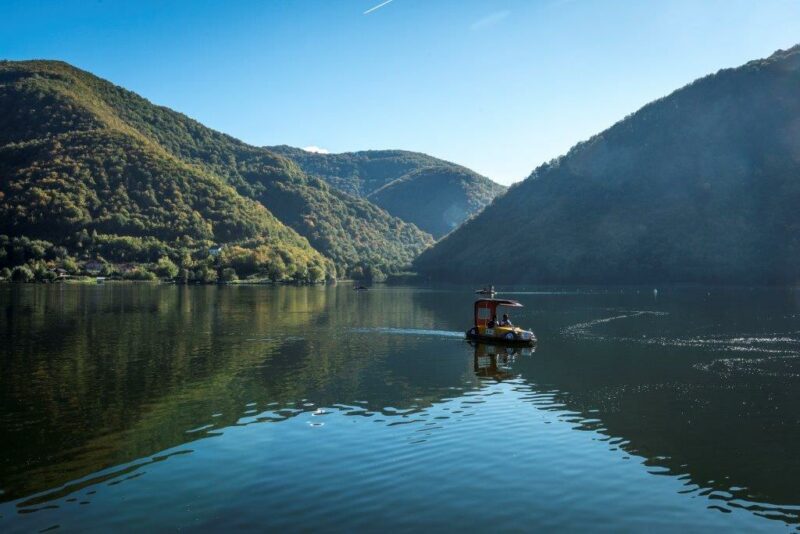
left=0, top=60, right=433, bottom=280
left=269, top=146, right=506, bottom=238
left=415, top=45, right=800, bottom=284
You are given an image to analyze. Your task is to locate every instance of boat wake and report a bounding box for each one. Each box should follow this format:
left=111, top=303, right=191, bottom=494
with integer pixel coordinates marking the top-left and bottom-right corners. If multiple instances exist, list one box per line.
left=563, top=311, right=800, bottom=379
left=562, top=310, right=668, bottom=338
left=350, top=327, right=465, bottom=339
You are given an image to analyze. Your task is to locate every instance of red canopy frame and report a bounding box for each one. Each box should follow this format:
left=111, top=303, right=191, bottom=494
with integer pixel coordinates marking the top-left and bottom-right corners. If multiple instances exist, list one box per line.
left=473, top=299, right=523, bottom=327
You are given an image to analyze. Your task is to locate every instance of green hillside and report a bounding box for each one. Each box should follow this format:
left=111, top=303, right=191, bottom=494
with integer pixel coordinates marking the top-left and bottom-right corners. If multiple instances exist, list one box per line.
left=267, top=146, right=449, bottom=197
left=415, top=46, right=800, bottom=284
left=269, top=145, right=506, bottom=237
left=0, top=60, right=432, bottom=280
left=0, top=61, right=331, bottom=282
left=368, top=166, right=504, bottom=237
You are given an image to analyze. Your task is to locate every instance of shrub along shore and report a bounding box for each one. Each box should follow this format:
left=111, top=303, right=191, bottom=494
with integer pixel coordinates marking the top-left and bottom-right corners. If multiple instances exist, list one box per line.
left=0, top=235, right=334, bottom=285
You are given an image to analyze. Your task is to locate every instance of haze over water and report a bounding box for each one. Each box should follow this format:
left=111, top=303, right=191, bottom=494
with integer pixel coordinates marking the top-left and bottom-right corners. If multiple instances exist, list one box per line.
left=2, top=284, right=800, bottom=532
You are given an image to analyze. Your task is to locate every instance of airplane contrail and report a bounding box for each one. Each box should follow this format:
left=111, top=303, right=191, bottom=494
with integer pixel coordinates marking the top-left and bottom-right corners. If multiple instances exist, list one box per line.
left=363, top=0, right=394, bottom=15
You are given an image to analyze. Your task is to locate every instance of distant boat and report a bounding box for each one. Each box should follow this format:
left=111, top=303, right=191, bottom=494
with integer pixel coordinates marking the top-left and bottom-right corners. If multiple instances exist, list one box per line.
left=353, top=285, right=368, bottom=291
left=475, top=285, right=495, bottom=296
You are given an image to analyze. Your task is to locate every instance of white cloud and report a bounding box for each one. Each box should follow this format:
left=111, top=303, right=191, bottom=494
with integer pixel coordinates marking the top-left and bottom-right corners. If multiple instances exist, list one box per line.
left=303, top=146, right=330, bottom=154
left=470, top=10, right=510, bottom=31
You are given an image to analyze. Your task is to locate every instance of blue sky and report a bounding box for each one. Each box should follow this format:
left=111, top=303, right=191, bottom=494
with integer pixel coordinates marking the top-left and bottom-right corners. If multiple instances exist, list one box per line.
left=3, top=0, right=800, bottom=185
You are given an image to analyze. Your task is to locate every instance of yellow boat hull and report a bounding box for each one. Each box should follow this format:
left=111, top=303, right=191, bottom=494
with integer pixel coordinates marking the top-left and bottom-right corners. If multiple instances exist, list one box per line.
left=465, top=325, right=536, bottom=345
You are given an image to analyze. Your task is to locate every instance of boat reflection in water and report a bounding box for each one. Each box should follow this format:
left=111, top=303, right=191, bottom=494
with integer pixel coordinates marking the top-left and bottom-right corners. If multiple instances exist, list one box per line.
left=471, top=341, right=535, bottom=381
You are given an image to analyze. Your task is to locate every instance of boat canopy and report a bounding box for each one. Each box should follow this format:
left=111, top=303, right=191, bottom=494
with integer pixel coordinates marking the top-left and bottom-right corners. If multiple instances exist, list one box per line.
left=473, top=298, right=523, bottom=327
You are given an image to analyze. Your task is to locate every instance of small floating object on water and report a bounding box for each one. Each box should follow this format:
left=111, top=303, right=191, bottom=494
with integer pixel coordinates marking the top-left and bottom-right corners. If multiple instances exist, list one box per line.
left=353, top=284, right=368, bottom=291
left=475, top=285, right=496, bottom=296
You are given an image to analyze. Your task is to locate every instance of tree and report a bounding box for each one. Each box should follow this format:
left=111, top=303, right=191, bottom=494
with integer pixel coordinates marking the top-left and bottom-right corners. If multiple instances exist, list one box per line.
left=122, top=267, right=157, bottom=281
left=308, top=264, right=325, bottom=282
left=199, top=265, right=218, bottom=284
left=266, top=256, right=287, bottom=282
left=63, top=257, right=79, bottom=274
left=32, top=261, right=53, bottom=281
left=11, top=265, right=34, bottom=282
left=100, top=263, right=119, bottom=277
left=154, top=256, right=179, bottom=279
left=221, top=267, right=238, bottom=282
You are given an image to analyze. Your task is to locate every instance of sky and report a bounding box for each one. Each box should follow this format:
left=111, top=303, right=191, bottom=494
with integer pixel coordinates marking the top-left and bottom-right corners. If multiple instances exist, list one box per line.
left=2, top=0, right=800, bottom=185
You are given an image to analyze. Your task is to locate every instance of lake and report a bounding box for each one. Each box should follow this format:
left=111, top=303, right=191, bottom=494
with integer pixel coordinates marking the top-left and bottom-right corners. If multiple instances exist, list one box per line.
left=1, top=283, right=800, bottom=532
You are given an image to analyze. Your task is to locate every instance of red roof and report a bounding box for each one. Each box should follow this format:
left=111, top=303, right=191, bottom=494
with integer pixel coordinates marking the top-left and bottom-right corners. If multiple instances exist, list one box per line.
left=474, top=298, right=524, bottom=307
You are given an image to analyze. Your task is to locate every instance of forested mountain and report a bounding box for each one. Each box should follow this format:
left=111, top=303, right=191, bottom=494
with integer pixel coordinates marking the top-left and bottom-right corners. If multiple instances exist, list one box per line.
left=0, top=60, right=433, bottom=280
left=368, top=166, right=505, bottom=238
left=0, top=61, right=330, bottom=282
left=269, top=146, right=506, bottom=237
left=267, top=146, right=453, bottom=196
left=415, top=45, right=800, bottom=284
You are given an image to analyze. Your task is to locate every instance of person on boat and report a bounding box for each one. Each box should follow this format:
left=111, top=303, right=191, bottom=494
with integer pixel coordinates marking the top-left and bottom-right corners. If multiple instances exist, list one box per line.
left=499, top=313, right=513, bottom=327
left=488, top=315, right=498, bottom=328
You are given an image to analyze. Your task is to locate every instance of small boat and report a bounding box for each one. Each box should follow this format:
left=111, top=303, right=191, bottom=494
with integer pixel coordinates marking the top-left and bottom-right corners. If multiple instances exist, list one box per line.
left=465, top=298, right=536, bottom=345
left=353, top=285, right=368, bottom=291
left=475, top=285, right=496, bottom=296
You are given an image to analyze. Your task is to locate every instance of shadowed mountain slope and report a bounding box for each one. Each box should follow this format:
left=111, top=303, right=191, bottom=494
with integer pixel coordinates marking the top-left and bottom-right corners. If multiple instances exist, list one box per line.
left=415, top=46, right=800, bottom=284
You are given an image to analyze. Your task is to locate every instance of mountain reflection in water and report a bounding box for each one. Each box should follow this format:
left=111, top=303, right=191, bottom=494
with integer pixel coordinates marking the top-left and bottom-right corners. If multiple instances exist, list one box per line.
left=1, top=284, right=799, bottom=532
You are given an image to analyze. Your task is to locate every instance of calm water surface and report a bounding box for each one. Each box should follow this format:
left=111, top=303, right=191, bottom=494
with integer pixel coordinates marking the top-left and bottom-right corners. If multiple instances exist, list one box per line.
left=2, top=284, right=800, bottom=532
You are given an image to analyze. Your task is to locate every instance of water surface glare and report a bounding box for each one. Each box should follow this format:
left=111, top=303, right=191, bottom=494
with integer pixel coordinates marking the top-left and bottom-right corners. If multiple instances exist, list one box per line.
left=1, top=284, right=799, bottom=532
